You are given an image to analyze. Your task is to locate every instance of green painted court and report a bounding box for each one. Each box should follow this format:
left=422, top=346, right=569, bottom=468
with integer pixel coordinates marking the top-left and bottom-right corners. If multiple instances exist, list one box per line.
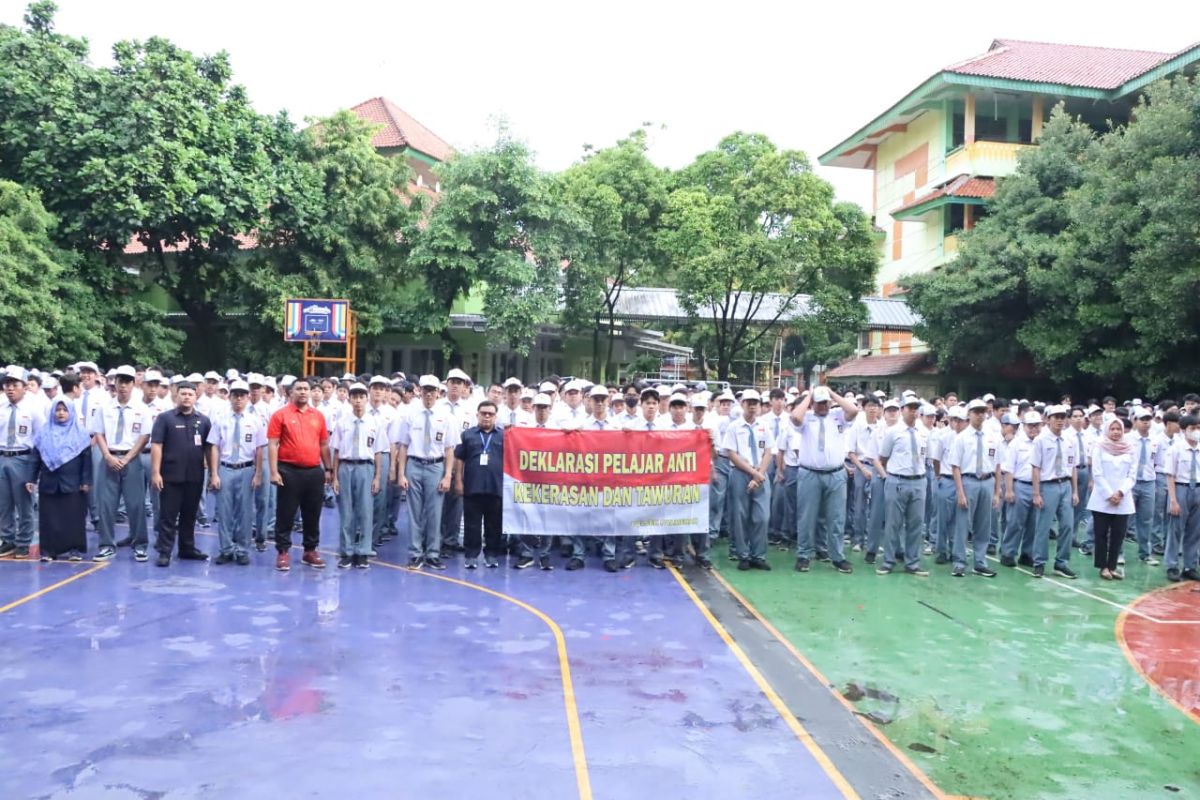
left=717, top=550, right=1200, bottom=800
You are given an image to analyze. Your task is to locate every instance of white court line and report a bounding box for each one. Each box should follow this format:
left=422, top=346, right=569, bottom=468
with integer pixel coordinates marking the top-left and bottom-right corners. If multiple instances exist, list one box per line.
left=985, top=554, right=1200, bottom=625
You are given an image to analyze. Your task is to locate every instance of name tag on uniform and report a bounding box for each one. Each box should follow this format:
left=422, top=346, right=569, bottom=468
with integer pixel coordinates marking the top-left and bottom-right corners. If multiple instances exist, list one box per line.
left=132, top=423, right=141, bottom=433
left=435, top=431, right=444, bottom=443
left=17, top=425, right=27, bottom=436
left=194, top=434, right=202, bottom=446
left=758, top=440, right=765, bottom=450
left=1067, top=455, right=1075, bottom=465
left=919, top=447, right=927, bottom=459
left=367, top=436, right=375, bottom=447
left=479, top=454, right=489, bottom=466
left=988, top=448, right=996, bottom=457
left=244, top=433, right=253, bottom=443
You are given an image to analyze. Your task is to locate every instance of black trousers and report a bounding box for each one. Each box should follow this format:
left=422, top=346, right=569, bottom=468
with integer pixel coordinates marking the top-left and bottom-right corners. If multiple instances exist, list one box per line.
left=463, top=493, right=503, bottom=558
left=157, top=480, right=204, bottom=556
left=275, top=463, right=324, bottom=553
left=1093, top=511, right=1129, bottom=570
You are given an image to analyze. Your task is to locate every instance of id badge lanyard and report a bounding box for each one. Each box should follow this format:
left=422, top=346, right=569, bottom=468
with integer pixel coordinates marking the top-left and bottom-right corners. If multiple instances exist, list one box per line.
left=479, top=431, right=494, bottom=466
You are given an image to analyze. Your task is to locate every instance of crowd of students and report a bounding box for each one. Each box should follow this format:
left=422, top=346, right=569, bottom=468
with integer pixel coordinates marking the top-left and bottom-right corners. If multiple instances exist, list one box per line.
left=0, top=361, right=1196, bottom=584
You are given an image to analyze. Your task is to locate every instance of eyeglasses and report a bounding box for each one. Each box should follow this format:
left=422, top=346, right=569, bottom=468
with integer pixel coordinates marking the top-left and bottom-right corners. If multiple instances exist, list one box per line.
left=478, top=411, right=495, bottom=417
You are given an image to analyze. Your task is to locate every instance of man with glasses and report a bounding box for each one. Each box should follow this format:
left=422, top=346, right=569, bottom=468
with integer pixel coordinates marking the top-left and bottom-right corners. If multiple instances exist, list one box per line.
left=454, top=401, right=505, bottom=569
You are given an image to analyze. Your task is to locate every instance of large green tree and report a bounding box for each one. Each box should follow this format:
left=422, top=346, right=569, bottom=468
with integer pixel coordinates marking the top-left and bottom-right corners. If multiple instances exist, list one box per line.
left=660, top=132, right=877, bottom=380
left=559, top=129, right=668, bottom=380
left=407, top=129, right=575, bottom=358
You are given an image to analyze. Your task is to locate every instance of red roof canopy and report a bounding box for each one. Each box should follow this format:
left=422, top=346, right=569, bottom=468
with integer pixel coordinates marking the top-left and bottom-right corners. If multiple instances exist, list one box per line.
left=945, top=38, right=1187, bottom=91
left=891, top=174, right=995, bottom=217
left=827, top=353, right=935, bottom=379
left=350, top=97, right=453, bottom=162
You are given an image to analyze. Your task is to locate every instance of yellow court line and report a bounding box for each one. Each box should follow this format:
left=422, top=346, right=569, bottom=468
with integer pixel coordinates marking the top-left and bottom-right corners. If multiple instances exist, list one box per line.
left=1115, top=584, right=1200, bottom=728
left=0, top=562, right=109, bottom=615
left=706, top=568, right=949, bottom=800
left=667, top=564, right=861, bottom=800
left=371, top=558, right=593, bottom=800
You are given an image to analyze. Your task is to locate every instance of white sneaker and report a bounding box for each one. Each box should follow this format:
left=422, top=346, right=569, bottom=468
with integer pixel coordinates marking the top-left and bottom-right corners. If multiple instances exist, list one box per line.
left=1142, top=556, right=1160, bottom=566
left=1117, top=554, right=1126, bottom=565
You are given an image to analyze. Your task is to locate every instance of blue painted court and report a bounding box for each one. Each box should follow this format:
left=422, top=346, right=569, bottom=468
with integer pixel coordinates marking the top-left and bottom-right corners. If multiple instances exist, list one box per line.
left=0, top=510, right=871, bottom=799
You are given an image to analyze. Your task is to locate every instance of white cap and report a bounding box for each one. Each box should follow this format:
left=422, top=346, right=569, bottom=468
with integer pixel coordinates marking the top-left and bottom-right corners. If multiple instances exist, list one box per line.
left=1023, top=411, right=1043, bottom=425
left=3, top=365, right=27, bottom=383
left=1044, top=404, right=1068, bottom=417
left=1134, top=407, right=1153, bottom=420
left=562, top=379, right=585, bottom=393
left=245, top=372, right=263, bottom=386
left=539, top=381, right=558, bottom=393
left=446, top=368, right=471, bottom=383
left=369, top=375, right=390, bottom=387
left=1132, top=398, right=1143, bottom=407
left=503, top=377, right=523, bottom=389
left=532, top=393, right=552, bottom=407
left=901, top=396, right=921, bottom=407
left=228, top=379, right=250, bottom=393
left=671, top=383, right=687, bottom=394
left=43, top=376, right=59, bottom=390
left=280, top=374, right=296, bottom=387
left=143, top=369, right=164, bottom=384
left=520, top=387, right=535, bottom=400
left=418, top=374, right=439, bottom=389
left=225, top=368, right=240, bottom=380
left=717, top=391, right=736, bottom=402
left=169, top=374, right=185, bottom=386
left=348, top=382, right=368, bottom=394
left=883, top=398, right=901, bottom=410
left=668, top=393, right=688, bottom=406
left=588, top=384, right=609, bottom=398
left=340, top=372, right=356, bottom=382
left=186, top=373, right=204, bottom=383
left=1085, top=404, right=1101, bottom=416
left=920, top=403, right=937, bottom=416
left=787, top=386, right=800, bottom=395
left=741, top=389, right=761, bottom=402
left=982, top=393, right=996, bottom=402
left=263, top=376, right=277, bottom=389
left=966, top=398, right=988, bottom=412
left=76, top=361, right=100, bottom=373
left=691, top=395, right=709, bottom=409
left=105, top=368, right=116, bottom=378
left=113, top=364, right=137, bottom=380
left=948, top=406, right=968, bottom=420
left=812, top=386, right=831, bottom=403
left=204, top=370, right=221, bottom=381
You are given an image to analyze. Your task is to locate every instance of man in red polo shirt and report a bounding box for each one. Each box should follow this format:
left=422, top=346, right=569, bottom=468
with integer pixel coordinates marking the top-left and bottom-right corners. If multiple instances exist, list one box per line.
left=268, top=377, right=331, bottom=572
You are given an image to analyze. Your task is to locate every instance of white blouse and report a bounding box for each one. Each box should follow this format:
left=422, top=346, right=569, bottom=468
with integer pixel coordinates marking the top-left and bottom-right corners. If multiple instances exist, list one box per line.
left=1087, top=446, right=1136, bottom=515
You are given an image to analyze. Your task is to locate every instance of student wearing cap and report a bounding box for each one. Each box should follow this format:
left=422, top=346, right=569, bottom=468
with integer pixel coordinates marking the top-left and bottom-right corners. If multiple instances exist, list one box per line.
left=439, top=368, right=474, bottom=555
left=918, top=404, right=940, bottom=555
left=655, top=394, right=698, bottom=567
left=605, top=387, right=667, bottom=571
left=722, top=389, right=775, bottom=571
left=554, top=385, right=619, bottom=570
left=848, top=396, right=882, bottom=552
left=863, top=400, right=899, bottom=563
left=150, top=382, right=214, bottom=567
left=206, top=380, right=266, bottom=566
left=90, top=366, right=151, bottom=562
left=1000, top=412, right=1044, bottom=568
left=362, top=376, right=398, bottom=551
left=330, top=383, right=386, bottom=569
left=1164, top=414, right=1200, bottom=582
left=0, top=367, right=43, bottom=559
left=552, top=381, right=588, bottom=430
left=454, top=400, right=506, bottom=569
left=930, top=406, right=967, bottom=566
left=877, top=397, right=930, bottom=576
left=267, top=378, right=331, bottom=572
left=394, top=375, right=459, bottom=569
left=706, top=391, right=737, bottom=547
left=498, top=379, right=533, bottom=430
left=1030, top=406, right=1080, bottom=579
left=1087, top=417, right=1137, bottom=580
left=1127, top=407, right=1163, bottom=567
left=947, top=400, right=1001, bottom=577
left=762, top=389, right=790, bottom=544
left=790, top=385, right=857, bottom=574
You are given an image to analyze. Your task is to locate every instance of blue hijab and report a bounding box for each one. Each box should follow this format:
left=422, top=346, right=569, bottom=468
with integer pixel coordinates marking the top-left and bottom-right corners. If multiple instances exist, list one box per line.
left=34, top=399, right=92, bottom=472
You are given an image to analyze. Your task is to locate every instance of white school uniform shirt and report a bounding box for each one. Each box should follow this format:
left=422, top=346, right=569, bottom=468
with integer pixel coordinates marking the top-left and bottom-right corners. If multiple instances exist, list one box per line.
left=1151, top=429, right=1174, bottom=475
left=792, top=410, right=851, bottom=471
left=330, top=411, right=389, bottom=459
left=1031, top=429, right=1078, bottom=481
left=439, top=397, right=477, bottom=435
left=1003, top=433, right=1039, bottom=481
left=396, top=405, right=460, bottom=459
left=854, top=419, right=881, bottom=462
left=90, top=398, right=150, bottom=451
left=551, top=403, right=588, bottom=430
left=0, top=395, right=44, bottom=450
left=1086, top=445, right=1136, bottom=515
left=948, top=425, right=1003, bottom=477
left=498, top=404, right=534, bottom=430
left=364, top=402, right=396, bottom=449
left=75, top=385, right=108, bottom=433
left=879, top=422, right=928, bottom=477
left=663, top=418, right=697, bottom=430
left=1164, top=439, right=1200, bottom=486
left=930, top=426, right=957, bottom=477
left=782, top=421, right=803, bottom=468
left=763, top=410, right=789, bottom=452
left=581, top=416, right=618, bottom=431
left=982, top=415, right=1002, bottom=439
left=720, top=416, right=775, bottom=463
left=1124, top=431, right=1161, bottom=483
left=206, top=408, right=267, bottom=464
left=624, top=414, right=667, bottom=432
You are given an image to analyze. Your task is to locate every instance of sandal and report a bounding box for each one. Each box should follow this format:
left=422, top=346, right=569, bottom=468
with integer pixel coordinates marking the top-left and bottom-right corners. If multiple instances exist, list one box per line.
left=1100, top=569, right=1113, bottom=580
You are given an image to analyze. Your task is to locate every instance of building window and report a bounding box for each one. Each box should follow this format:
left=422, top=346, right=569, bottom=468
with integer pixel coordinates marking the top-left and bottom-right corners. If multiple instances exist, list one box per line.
left=945, top=204, right=965, bottom=235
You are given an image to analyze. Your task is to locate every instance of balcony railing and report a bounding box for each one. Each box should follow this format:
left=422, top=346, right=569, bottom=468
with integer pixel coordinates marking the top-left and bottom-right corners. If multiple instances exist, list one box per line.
left=945, top=140, right=1030, bottom=179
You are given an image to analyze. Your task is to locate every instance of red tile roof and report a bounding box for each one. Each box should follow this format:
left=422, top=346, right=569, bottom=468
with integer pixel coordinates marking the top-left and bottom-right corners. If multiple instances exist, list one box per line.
left=350, top=97, right=453, bottom=162
left=826, top=353, right=934, bottom=379
left=945, top=38, right=1189, bottom=91
left=891, top=174, right=995, bottom=216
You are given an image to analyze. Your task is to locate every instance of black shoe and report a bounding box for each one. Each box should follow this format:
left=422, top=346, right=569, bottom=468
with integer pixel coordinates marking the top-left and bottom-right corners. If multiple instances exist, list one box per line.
left=484, top=557, right=500, bottom=568
left=255, top=540, right=267, bottom=552
left=621, top=556, right=636, bottom=570
left=875, top=564, right=893, bottom=575
left=986, top=544, right=997, bottom=555
left=338, top=555, right=353, bottom=569
left=426, top=557, right=446, bottom=571
left=1032, top=565, right=1045, bottom=578
left=0, top=542, right=15, bottom=558
left=815, top=551, right=830, bottom=562
left=156, top=554, right=170, bottom=567
left=407, top=557, right=423, bottom=570
left=904, top=566, right=930, bottom=577
left=559, top=543, right=573, bottom=559
left=697, top=557, right=714, bottom=570
left=1152, top=545, right=1165, bottom=556
left=539, top=556, right=554, bottom=571
left=215, top=553, right=236, bottom=565
left=648, top=556, right=666, bottom=570
left=750, top=558, right=772, bottom=571
left=236, top=553, right=251, bottom=566
left=464, top=558, right=479, bottom=570
left=952, top=565, right=965, bottom=577
left=1053, top=564, right=1078, bottom=579
left=178, top=550, right=209, bottom=561
left=794, top=557, right=810, bottom=572
left=92, top=547, right=116, bottom=562
left=737, top=559, right=751, bottom=571
left=832, top=559, right=853, bottom=574
left=935, top=554, right=951, bottom=565
left=354, top=555, right=370, bottom=570
left=566, top=557, right=585, bottom=571
left=1079, top=545, right=1093, bottom=556
left=13, top=545, right=30, bottom=559
left=864, top=551, right=876, bottom=564
left=603, top=559, right=618, bottom=573
left=1049, top=530, right=1057, bottom=540
left=1018, top=554, right=1035, bottom=568
left=515, top=556, right=535, bottom=570
left=1183, top=568, right=1200, bottom=581
left=1167, top=568, right=1182, bottom=582
left=116, top=513, right=128, bottom=525
left=133, top=548, right=148, bottom=563
left=1000, top=555, right=1016, bottom=567
left=974, top=566, right=997, bottom=578
left=116, top=536, right=133, bottom=548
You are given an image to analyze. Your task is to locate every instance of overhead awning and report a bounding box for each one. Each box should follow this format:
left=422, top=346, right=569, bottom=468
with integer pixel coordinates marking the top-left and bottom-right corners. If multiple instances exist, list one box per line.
left=826, top=353, right=935, bottom=379
left=890, top=175, right=995, bottom=220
